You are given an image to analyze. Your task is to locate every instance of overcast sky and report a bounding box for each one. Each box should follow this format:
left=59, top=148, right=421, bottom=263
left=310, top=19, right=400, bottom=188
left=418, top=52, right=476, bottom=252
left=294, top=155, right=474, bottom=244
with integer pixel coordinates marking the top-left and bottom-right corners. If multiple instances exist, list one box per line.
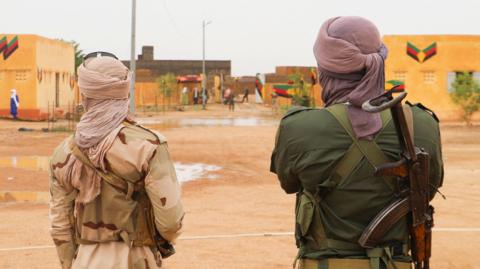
left=3, top=0, right=480, bottom=76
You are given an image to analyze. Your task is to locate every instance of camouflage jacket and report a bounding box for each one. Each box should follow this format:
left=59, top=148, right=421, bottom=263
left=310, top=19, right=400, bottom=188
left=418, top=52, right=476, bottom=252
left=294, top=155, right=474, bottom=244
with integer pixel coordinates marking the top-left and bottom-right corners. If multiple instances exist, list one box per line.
left=49, top=123, right=184, bottom=269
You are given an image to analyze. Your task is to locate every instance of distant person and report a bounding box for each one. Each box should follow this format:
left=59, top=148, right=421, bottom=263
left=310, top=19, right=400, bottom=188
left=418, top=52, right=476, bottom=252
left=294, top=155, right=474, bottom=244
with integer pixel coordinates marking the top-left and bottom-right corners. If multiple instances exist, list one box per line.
left=193, top=87, right=199, bottom=105
left=49, top=52, right=184, bottom=269
left=10, top=89, right=19, bottom=119
left=271, top=92, right=278, bottom=113
left=181, top=86, right=189, bottom=106
left=223, top=88, right=231, bottom=105
left=241, top=88, right=249, bottom=103
left=227, top=89, right=235, bottom=111
left=202, top=87, right=208, bottom=107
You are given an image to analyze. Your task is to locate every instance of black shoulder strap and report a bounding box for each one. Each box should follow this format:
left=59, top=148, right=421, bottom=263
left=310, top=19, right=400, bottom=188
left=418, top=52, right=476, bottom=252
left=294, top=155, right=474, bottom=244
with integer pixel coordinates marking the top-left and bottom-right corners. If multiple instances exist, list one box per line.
left=406, top=101, right=439, bottom=122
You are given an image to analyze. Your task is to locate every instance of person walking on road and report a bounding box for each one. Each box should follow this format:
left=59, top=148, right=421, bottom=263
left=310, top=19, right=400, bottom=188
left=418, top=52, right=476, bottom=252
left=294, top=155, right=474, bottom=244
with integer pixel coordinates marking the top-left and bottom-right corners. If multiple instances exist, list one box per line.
left=193, top=87, right=199, bottom=105
left=224, top=88, right=235, bottom=111
left=241, top=88, right=249, bottom=103
left=181, top=86, right=189, bottom=106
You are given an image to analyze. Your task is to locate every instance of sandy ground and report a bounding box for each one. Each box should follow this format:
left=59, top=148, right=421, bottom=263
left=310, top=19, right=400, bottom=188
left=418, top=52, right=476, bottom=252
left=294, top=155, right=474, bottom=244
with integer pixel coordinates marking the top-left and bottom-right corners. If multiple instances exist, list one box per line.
left=0, top=103, right=479, bottom=269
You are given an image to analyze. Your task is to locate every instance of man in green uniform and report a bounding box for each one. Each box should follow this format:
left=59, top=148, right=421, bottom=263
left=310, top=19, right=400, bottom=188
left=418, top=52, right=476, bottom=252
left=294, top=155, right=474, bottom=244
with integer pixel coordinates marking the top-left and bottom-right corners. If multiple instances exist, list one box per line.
left=49, top=52, right=184, bottom=269
left=270, top=17, right=443, bottom=269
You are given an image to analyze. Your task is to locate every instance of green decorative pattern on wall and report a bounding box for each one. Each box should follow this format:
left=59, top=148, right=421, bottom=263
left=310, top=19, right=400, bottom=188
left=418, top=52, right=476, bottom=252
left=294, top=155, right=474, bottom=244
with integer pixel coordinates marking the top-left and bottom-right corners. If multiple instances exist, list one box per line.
left=407, top=42, right=437, bottom=63
left=0, top=36, right=19, bottom=60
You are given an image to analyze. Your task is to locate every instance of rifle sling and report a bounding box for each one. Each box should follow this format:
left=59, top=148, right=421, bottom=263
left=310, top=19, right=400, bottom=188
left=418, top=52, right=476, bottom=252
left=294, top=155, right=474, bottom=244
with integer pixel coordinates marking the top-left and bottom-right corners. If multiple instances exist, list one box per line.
left=68, top=138, right=135, bottom=199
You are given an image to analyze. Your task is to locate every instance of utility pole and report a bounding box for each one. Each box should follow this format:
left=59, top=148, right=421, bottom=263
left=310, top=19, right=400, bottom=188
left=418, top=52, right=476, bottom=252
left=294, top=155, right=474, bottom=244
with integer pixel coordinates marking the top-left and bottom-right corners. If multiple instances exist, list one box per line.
left=202, top=20, right=211, bottom=110
left=129, top=0, right=137, bottom=113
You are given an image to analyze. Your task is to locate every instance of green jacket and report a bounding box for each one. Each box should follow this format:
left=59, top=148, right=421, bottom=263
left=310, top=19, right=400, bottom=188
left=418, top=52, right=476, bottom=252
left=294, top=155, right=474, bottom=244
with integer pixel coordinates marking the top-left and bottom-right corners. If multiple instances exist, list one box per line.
left=270, top=103, right=443, bottom=261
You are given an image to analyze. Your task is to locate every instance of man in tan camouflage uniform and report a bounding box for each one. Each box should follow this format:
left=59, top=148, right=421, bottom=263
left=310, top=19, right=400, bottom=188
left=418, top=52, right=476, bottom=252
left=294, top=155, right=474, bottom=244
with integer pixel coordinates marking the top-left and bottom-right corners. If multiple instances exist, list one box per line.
left=49, top=52, right=184, bottom=269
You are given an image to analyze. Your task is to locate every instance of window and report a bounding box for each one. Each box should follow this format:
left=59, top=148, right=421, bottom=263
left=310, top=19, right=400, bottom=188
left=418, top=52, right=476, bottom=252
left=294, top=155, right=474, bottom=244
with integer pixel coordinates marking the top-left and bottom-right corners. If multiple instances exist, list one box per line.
left=474, top=72, right=480, bottom=84
left=423, top=71, right=436, bottom=83
left=15, top=70, right=28, bottom=81
left=447, top=72, right=455, bottom=93
left=447, top=71, right=480, bottom=93
left=393, top=71, right=406, bottom=81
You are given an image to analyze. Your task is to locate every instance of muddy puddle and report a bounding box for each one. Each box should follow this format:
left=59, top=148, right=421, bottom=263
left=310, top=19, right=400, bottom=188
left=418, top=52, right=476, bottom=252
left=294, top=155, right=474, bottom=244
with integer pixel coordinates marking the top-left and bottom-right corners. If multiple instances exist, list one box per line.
left=174, top=163, right=222, bottom=183
left=137, top=117, right=278, bottom=129
left=0, top=156, right=50, bottom=172
left=0, top=156, right=221, bottom=183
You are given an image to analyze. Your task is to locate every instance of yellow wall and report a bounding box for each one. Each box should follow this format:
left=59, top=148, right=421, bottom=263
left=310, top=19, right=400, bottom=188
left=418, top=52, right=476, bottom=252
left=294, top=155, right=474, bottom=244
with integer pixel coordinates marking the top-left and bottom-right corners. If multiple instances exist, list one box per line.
left=0, top=35, right=37, bottom=111
left=311, top=84, right=323, bottom=107
left=214, top=75, right=221, bottom=103
left=136, top=82, right=160, bottom=106
left=262, top=83, right=292, bottom=107
left=383, top=35, right=480, bottom=121
left=135, top=82, right=184, bottom=107
left=260, top=83, right=322, bottom=108
left=0, top=34, right=74, bottom=119
left=134, top=81, right=206, bottom=108
left=36, top=37, right=75, bottom=114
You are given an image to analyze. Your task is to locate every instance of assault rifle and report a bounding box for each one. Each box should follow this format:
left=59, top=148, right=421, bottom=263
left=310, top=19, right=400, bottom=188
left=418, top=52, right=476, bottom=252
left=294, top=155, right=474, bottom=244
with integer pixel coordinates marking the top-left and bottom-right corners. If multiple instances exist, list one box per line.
left=154, top=232, right=176, bottom=258
left=359, top=88, right=434, bottom=269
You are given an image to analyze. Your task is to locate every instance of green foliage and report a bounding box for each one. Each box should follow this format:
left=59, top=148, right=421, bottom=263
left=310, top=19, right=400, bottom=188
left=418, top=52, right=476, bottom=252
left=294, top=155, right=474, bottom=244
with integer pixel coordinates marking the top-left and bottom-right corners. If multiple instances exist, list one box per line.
left=288, top=69, right=312, bottom=107
left=156, top=73, right=177, bottom=98
left=450, top=72, right=480, bottom=126
left=55, top=40, right=83, bottom=75
left=70, top=41, right=84, bottom=75
left=280, top=104, right=291, bottom=114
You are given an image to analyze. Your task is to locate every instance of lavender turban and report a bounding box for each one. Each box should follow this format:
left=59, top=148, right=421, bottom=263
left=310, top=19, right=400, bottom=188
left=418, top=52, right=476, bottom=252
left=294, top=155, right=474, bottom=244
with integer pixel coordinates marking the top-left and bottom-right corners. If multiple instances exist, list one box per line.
left=313, top=16, right=388, bottom=140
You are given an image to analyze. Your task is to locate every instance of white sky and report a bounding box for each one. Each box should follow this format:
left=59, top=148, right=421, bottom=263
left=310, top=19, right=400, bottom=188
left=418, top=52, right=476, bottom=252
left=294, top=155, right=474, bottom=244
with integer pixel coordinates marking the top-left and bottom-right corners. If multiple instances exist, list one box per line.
left=3, top=0, right=480, bottom=76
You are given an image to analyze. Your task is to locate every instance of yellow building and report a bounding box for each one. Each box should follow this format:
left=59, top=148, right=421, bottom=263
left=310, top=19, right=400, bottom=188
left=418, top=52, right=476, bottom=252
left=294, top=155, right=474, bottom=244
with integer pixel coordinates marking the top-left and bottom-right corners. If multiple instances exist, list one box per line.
left=258, top=66, right=323, bottom=108
left=383, top=35, right=480, bottom=121
left=0, top=34, right=75, bottom=120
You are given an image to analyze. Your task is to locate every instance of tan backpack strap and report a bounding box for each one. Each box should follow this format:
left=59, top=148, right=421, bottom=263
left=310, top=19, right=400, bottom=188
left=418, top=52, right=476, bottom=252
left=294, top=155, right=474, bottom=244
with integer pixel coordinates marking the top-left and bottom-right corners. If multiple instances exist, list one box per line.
left=68, top=138, right=134, bottom=198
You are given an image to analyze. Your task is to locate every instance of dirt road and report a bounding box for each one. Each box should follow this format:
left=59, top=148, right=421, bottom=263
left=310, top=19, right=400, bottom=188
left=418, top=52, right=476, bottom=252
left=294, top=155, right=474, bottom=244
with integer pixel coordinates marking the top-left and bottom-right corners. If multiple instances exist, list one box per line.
left=0, top=104, right=479, bottom=269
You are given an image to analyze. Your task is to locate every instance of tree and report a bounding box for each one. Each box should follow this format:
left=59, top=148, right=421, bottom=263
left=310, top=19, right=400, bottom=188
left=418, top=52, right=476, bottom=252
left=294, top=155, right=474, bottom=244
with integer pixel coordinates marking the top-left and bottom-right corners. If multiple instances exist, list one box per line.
left=288, top=70, right=312, bottom=107
left=70, top=41, right=84, bottom=75
left=450, top=72, right=480, bottom=126
left=156, top=73, right=177, bottom=111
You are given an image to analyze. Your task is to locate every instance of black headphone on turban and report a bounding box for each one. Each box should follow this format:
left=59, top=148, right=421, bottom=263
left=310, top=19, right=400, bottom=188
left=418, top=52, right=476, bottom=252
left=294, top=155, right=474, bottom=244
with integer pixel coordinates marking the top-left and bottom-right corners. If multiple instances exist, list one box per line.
left=83, top=51, right=118, bottom=66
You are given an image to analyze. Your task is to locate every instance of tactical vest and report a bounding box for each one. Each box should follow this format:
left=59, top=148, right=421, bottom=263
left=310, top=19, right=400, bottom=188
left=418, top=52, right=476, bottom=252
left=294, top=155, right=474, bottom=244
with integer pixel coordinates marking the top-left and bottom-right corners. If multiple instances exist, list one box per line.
left=295, top=104, right=413, bottom=269
left=68, top=124, right=157, bottom=248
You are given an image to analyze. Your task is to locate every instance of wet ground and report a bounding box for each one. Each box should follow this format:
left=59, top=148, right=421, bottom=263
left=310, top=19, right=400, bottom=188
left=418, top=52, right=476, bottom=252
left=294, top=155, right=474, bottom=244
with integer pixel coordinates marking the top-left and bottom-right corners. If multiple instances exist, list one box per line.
left=137, top=117, right=278, bottom=129
left=0, top=156, right=221, bottom=184
left=0, top=104, right=479, bottom=269
left=174, top=162, right=222, bottom=182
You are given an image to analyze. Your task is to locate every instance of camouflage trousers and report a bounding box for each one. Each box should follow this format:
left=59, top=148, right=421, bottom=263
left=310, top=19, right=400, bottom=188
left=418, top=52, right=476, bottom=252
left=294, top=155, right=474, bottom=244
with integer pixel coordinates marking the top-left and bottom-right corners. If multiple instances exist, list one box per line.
left=72, top=242, right=162, bottom=269
left=298, top=258, right=411, bottom=269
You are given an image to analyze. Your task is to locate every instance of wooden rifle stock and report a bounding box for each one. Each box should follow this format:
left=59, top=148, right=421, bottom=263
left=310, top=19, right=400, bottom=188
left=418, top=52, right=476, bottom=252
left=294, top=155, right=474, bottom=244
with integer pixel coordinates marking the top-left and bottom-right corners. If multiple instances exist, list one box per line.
left=361, top=89, right=434, bottom=269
